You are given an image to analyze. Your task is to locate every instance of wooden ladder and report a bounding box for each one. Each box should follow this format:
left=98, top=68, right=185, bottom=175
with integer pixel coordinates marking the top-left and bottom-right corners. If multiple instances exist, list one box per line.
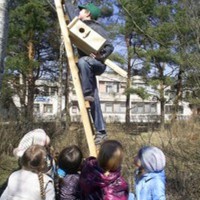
left=54, top=0, right=128, bottom=156
left=54, top=0, right=97, bottom=156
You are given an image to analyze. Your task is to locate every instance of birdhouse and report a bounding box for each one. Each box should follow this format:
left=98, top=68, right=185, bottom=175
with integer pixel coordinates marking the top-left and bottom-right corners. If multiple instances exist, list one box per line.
left=67, top=17, right=106, bottom=54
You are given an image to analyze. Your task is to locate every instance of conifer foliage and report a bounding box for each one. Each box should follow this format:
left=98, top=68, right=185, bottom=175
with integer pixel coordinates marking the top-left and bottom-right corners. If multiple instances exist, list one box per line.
left=3, top=0, right=60, bottom=121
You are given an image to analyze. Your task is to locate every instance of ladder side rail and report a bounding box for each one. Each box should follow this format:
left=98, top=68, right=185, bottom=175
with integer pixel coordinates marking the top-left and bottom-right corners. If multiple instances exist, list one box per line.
left=54, top=0, right=97, bottom=157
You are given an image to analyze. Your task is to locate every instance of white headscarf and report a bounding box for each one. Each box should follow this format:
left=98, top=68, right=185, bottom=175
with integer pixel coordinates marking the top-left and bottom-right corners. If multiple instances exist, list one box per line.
left=139, top=146, right=166, bottom=172
left=13, top=129, right=50, bottom=158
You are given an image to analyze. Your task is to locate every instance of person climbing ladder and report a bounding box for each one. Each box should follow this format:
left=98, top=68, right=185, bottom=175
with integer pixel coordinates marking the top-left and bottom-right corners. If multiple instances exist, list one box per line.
left=65, top=1, right=114, bottom=145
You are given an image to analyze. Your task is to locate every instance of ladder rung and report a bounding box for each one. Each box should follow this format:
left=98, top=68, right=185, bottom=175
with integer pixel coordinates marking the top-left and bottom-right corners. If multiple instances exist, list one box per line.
left=85, top=101, right=90, bottom=108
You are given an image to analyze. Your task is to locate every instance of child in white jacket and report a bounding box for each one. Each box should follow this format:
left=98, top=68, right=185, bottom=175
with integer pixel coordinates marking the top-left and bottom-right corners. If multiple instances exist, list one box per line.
left=0, top=145, right=55, bottom=200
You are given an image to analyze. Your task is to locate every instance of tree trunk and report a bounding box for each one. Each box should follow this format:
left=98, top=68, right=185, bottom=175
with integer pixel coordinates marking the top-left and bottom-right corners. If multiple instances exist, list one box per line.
left=171, top=69, right=183, bottom=122
left=27, top=78, right=35, bottom=122
left=64, top=58, right=71, bottom=127
left=125, top=35, right=131, bottom=123
left=125, top=78, right=131, bottom=123
left=0, top=0, right=9, bottom=89
left=26, top=40, right=35, bottom=121
left=158, top=64, right=165, bottom=128
left=56, top=40, right=64, bottom=127
left=19, top=73, right=27, bottom=118
left=160, top=93, right=165, bottom=128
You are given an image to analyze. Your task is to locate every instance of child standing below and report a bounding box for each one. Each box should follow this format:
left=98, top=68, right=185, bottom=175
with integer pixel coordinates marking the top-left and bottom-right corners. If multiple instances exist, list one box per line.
left=80, top=140, right=129, bottom=200
left=0, top=145, right=55, bottom=200
left=57, top=145, right=83, bottom=200
left=13, top=128, right=56, bottom=178
left=133, top=146, right=166, bottom=200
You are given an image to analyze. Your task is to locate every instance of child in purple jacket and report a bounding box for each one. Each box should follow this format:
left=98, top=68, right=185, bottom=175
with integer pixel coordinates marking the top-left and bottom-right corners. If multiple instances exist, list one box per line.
left=57, top=145, right=83, bottom=200
left=79, top=140, right=129, bottom=200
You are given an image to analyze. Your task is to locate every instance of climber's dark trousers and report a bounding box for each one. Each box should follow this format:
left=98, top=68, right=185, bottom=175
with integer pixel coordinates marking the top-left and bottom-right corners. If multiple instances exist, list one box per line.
left=78, top=56, right=106, bottom=132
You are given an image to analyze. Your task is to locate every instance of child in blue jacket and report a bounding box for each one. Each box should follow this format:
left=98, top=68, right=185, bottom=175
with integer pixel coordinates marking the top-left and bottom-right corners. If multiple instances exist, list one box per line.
left=131, top=146, right=166, bottom=200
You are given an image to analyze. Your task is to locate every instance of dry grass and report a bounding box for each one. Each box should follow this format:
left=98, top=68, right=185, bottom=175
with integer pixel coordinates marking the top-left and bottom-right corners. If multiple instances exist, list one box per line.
left=0, top=120, right=200, bottom=199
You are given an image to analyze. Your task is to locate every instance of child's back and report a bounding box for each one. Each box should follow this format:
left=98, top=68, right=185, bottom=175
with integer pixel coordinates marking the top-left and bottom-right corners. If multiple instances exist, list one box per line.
left=135, top=170, right=166, bottom=200
left=133, top=146, right=166, bottom=200
left=80, top=140, right=129, bottom=200
left=57, top=145, right=83, bottom=200
left=1, top=169, right=54, bottom=200
left=80, top=157, right=128, bottom=200
left=59, top=174, right=80, bottom=200
left=0, top=145, right=55, bottom=200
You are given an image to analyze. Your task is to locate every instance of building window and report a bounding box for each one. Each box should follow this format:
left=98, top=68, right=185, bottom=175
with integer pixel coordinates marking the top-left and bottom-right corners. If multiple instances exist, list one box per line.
left=106, top=84, right=113, bottom=93
left=165, top=105, right=172, bottom=114
left=71, top=101, right=78, bottom=113
left=137, top=103, right=144, bottom=114
left=120, top=103, right=126, bottom=113
left=44, top=104, right=53, bottom=113
left=165, top=105, right=183, bottom=114
left=105, top=82, right=120, bottom=93
left=115, top=83, right=120, bottom=93
left=131, top=103, right=138, bottom=113
left=34, top=104, right=40, bottom=113
left=105, top=103, right=113, bottom=113
left=113, top=103, right=120, bottom=113
left=120, top=84, right=126, bottom=90
left=179, top=106, right=183, bottom=114
left=144, top=104, right=151, bottom=113
left=101, top=103, right=105, bottom=112
left=165, top=90, right=170, bottom=96
left=113, top=103, right=126, bottom=113
left=43, top=86, right=49, bottom=96
left=72, top=106, right=77, bottom=113
left=151, top=103, right=157, bottom=113
left=50, top=87, right=58, bottom=96
left=131, top=103, right=157, bottom=114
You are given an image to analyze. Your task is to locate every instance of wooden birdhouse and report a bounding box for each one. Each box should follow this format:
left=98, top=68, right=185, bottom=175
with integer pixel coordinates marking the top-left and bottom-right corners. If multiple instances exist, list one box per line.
left=67, top=17, right=106, bottom=54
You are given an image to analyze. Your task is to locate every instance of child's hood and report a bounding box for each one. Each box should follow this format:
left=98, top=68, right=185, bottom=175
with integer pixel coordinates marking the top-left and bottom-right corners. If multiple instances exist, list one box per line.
left=141, top=170, right=166, bottom=183
left=81, top=157, right=122, bottom=187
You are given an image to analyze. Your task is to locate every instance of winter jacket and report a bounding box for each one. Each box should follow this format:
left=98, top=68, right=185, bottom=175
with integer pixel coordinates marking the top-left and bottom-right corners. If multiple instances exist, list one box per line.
left=134, top=170, right=166, bottom=200
left=0, top=169, right=55, bottom=200
left=59, top=174, right=81, bottom=200
left=79, top=157, right=129, bottom=200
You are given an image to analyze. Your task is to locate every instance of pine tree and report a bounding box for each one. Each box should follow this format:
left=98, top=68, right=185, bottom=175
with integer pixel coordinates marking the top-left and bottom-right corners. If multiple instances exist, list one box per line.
left=5, top=0, right=60, bottom=121
left=118, top=0, right=188, bottom=127
left=178, top=0, right=200, bottom=115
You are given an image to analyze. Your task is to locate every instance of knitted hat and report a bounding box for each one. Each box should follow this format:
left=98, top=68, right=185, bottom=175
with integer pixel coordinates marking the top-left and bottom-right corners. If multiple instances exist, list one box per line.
left=78, top=3, right=101, bottom=20
left=13, top=129, right=50, bottom=158
left=138, top=146, right=166, bottom=172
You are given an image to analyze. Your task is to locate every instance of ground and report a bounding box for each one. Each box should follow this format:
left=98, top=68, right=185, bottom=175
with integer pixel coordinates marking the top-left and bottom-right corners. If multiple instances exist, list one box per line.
left=0, top=121, right=200, bottom=199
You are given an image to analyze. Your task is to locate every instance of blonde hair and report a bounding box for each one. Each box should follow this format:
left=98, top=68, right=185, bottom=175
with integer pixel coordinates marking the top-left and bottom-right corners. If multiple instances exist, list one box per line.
left=38, top=172, right=45, bottom=200
left=97, top=140, right=123, bottom=172
left=21, top=145, right=48, bottom=200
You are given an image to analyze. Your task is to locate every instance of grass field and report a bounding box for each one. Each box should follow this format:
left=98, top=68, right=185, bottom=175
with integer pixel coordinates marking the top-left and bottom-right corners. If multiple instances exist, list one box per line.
left=0, top=120, right=200, bottom=199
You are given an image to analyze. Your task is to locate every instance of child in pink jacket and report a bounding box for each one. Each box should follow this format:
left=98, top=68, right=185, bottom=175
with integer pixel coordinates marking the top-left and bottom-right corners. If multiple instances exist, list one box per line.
left=80, top=140, right=129, bottom=200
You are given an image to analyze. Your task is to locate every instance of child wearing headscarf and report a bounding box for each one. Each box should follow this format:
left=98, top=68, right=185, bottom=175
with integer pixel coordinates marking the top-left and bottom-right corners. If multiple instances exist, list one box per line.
left=13, top=129, right=50, bottom=158
left=13, top=129, right=56, bottom=178
left=132, top=146, right=166, bottom=200
left=0, top=145, right=55, bottom=200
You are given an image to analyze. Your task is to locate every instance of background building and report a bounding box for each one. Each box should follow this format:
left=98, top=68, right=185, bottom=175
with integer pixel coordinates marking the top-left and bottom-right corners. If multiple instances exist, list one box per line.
left=12, top=72, right=193, bottom=122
